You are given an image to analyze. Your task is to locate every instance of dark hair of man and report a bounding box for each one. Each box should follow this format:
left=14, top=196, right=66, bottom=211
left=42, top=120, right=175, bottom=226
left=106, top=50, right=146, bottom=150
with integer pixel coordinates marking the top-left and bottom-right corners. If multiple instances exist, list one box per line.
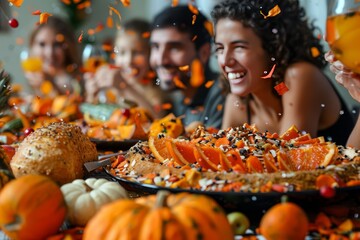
left=211, top=0, right=326, bottom=87
left=151, top=5, right=212, bottom=50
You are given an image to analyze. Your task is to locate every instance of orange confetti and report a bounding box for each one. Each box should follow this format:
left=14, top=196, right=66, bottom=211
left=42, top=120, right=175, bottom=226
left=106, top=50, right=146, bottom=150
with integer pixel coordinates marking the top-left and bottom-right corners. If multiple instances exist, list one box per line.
left=179, top=65, right=189, bottom=71
left=191, top=35, right=198, bottom=42
left=192, top=15, right=197, bottom=25
left=260, top=5, right=281, bottom=19
left=106, top=16, right=114, bottom=28
left=120, top=0, right=131, bottom=7
left=188, top=2, right=199, bottom=15
left=142, top=31, right=150, bottom=39
left=61, top=0, right=71, bottom=4
left=40, top=80, right=53, bottom=95
left=261, top=64, right=276, bottom=79
left=32, top=10, right=42, bottom=15
left=204, top=20, right=214, bottom=37
left=55, top=34, right=65, bottom=42
left=311, top=47, right=320, bottom=58
left=173, top=76, right=187, bottom=89
left=95, top=23, right=104, bottom=32
left=77, top=1, right=91, bottom=10
left=205, top=80, right=214, bottom=88
left=39, top=12, right=52, bottom=24
left=87, top=28, right=96, bottom=35
left=109, top=6, right=122, bottom=21
left=162, top=103, right=173, bottom=110
left=78, top=31, right=84, bottom=43
left=274, top=82, right=289, bottom=95
left=190, top=59, right=205, bottom=87
left=184, top=97, right=191, bottom=105
left=8, top=0, right=23, bottom=7
left=171, top=0, right=179, bottom=7
left=217, top=104, right=223, bottom=111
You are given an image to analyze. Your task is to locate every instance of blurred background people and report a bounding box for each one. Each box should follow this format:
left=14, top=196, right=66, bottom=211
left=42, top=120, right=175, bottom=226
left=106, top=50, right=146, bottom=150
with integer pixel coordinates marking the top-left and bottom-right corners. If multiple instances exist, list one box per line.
left=150, top=5, right=225, bottom=129
left=325, top=51, right=360, bottom=148
left=23, top=15, right=83, bottom=97
left=84, top=18, right=167, bottom=118
left=211, top=0, right=354, bottom=145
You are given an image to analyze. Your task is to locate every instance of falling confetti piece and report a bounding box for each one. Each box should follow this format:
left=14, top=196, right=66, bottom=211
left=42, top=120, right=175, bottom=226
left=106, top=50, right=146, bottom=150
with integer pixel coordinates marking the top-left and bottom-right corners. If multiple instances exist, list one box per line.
left=274, top=82, right=289, bottom=95
left=120, top=0, right=131, bottom=7
left=179, top=65, right=189, bottom=71
left=260, top=5, right=281, bottom=19
left=142, top=31, right=150, bottom=38
left=190, top=59, right=205, bottom=87
left=217, top=104, right=223, bottom=111
left=32, top=10, right=42, bottom=15
left=188, top=2, right=199, bottom=15
left=109, top=6, right=122, bottom=21
left=8, top=0, right=23, bottom=7
left=61, top=0, right=71, bottom=4
left=311, top=47, right=320, bottom=58
left=204, top=20, right=214, bottom=37
left=39, top=12, right=52, bottom=24
left=162, top=103, right=173, bottom=110
left=55, top=34, right=65, bottom=42
left=107, top=16, right=114, bottom=28
left=172, top=0, right=179, bottom=7
left=184, top=97, right=191, bottom=105
left=192, top=15, right=197, bottom=25
left=261, top=64, right=276, bottom=79
left=173, top=76, right=187, bottom=89
left=205, top=80, right=214, bottom=88
left=78, top=31, right=84, bottom=43
left=77, top=1, right=91, bottom=10
left=191, top=35, right=198, bottom=42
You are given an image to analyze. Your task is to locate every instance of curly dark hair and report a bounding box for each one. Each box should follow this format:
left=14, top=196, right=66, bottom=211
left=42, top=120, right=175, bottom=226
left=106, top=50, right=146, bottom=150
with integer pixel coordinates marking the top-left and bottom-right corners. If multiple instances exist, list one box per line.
left=211, top=0, right=327, bottom=86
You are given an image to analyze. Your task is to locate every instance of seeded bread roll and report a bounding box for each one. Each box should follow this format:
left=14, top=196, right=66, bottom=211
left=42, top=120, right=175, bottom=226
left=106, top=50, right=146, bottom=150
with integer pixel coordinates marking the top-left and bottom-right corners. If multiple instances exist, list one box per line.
left=10, top=122, right=97, bottom=185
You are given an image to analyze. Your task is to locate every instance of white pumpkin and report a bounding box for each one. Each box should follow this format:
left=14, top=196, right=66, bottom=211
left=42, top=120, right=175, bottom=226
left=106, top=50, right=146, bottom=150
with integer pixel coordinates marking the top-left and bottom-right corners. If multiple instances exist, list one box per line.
left=61, top=178, right=128, bottom=226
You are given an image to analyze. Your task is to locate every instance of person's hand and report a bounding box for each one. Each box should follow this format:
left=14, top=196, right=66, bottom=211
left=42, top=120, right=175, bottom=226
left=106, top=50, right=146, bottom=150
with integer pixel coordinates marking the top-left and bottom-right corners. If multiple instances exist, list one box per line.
left=24, top=71, right=45, bottom=90
left=93, top=65, right=123, bottom=89
left=325, top=51, right=360, bottom=102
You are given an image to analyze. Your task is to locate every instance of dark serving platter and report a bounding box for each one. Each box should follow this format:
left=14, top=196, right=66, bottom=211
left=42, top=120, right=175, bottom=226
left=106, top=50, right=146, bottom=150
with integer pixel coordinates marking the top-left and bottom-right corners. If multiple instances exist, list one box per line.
left=91, top=139, right=139, bottom=151
left=104, top=168, right=360, bottom=228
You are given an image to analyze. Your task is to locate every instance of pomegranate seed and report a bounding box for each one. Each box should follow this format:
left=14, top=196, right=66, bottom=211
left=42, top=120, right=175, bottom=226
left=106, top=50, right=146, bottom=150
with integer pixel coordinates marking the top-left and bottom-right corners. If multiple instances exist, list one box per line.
left=121, top=108, right=130, bottom=118
left=320, top=186, right=336, bottom=198
left=24, top=128, right=34, bottom=137
left=8, top=18, right=19, bottom=28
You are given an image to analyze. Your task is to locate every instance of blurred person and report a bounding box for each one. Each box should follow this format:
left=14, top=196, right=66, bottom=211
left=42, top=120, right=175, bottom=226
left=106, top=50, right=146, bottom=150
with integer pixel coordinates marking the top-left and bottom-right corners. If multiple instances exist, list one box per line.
left=211, top=0, right=354, bottom=145
left=84, top=19, right=167, bottom=118
left=150, top=5, right=225, bottom=129
left=325, top=51, right=360, bottom=148
left=24, top=15, right=83, bottom=97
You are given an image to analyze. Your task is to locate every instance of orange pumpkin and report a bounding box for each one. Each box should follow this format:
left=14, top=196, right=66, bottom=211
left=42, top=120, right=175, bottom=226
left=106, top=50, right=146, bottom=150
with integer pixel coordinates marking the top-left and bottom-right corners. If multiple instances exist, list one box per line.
left=259, top=197, right=309, bottom=240
left=0, top=174, right=67, bottom=240
left=84, top=190, right=233, bottom=240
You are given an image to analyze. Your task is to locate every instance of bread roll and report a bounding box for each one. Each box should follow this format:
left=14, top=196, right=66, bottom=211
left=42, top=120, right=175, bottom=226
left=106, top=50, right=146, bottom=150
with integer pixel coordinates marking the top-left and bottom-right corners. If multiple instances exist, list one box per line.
left=11, top=122, right=97, bottom=185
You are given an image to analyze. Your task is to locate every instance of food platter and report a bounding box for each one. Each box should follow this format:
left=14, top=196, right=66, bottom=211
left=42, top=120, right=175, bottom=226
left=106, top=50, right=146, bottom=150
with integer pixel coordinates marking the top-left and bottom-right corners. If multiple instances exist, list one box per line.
left=104, top=168, right=360, bottom=227
left=90, top=139, right=139, bottom=151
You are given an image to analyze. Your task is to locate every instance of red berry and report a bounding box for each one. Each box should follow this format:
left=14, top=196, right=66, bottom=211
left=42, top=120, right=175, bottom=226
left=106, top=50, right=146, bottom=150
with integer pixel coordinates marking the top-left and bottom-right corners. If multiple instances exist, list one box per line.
left=320, top=186, right=336, bottom=198
left=8, top=18, right=19, bottom=28
left=121, top=108, right=130, bottom=118
left=24, top=128, right=34, bottom=137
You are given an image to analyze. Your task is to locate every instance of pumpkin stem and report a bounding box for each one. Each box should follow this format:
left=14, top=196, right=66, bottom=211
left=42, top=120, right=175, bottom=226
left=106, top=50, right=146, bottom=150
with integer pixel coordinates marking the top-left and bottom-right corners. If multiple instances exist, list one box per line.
left=4, top=215, right=22, bottom=231
left=155, top=190, right=170, bottom=208
left=82, top=182, right=93, bottom=192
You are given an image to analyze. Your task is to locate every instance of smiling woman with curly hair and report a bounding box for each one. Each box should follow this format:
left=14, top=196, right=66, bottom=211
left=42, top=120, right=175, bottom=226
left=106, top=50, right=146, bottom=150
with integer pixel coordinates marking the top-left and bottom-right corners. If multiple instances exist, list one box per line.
left=211, top=0, right=354, bottom=146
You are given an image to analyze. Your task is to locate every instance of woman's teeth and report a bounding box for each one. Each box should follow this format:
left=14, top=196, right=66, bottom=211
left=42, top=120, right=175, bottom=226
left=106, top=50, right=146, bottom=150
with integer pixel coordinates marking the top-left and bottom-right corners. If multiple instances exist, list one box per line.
left=228, top=72, right=245, bottom=80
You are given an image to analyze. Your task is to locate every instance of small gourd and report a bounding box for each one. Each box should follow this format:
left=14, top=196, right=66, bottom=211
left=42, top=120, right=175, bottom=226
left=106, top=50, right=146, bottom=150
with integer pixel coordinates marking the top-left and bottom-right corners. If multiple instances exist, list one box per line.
left=60, top=178, right=128, bottom=226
